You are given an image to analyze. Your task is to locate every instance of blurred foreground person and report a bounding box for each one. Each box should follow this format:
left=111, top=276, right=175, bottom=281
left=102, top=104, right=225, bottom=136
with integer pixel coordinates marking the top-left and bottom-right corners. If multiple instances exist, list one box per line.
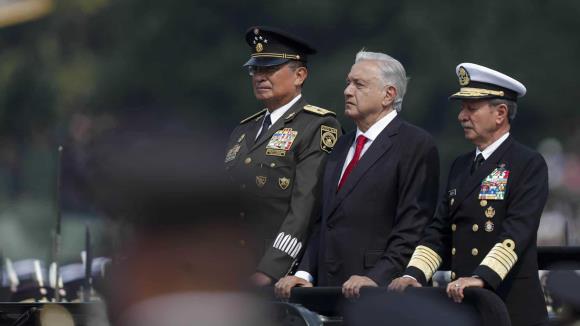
left=390, top=63, right=549, bottom=326
left=225, top=26, right=341, bottom=286
left=276, top=51, right=439, bottom=298
left=88, top=117, right=272, bottom=326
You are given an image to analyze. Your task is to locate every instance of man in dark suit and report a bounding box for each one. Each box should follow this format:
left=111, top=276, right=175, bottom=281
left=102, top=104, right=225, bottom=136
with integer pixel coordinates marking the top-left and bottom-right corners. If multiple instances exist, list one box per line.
left=275, top=51, right=440, bottom=298
left=389, top=63, right=549, bottom=326
left=225, top=26, right=341, bottom=286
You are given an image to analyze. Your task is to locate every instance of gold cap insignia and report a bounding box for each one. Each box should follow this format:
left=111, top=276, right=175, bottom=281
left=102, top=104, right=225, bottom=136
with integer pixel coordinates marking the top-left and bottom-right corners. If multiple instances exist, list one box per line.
left=256, top=43, right=264, bottom=53
left=458, top=66, right=470, bottom=86
left=320, top=125, right=338, bottom=153
left=485, top=206, right=496, bottom=218
left=256, top=175, right=267, bottom=188
left=278, top=177, right=290, bottom=190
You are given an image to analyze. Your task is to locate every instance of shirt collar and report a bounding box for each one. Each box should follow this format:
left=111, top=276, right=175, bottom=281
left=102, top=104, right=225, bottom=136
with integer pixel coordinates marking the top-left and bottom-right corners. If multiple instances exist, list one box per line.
left=355, top=110, right=398, bottom=141
left=266, top=94, right=302, bottom=125
left=475, top=132, right=510, bottom=160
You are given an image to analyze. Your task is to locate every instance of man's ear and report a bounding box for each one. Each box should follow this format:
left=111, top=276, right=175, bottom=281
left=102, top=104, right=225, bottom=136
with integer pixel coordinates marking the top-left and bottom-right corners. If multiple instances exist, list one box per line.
left=495, top=103, right=508, bottom=124
left=294, top=67, right=308, bottom=87
left=382, top=85, right=397, bottom=107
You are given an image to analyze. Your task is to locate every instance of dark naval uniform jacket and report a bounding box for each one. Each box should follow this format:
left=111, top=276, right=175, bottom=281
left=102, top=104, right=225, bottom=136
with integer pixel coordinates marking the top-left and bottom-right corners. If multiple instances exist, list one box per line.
left=298, top=116, right=440, bottom=286
left=406, top=135, right=549, bottom=326
left=225, top=97, right=341, bottom=280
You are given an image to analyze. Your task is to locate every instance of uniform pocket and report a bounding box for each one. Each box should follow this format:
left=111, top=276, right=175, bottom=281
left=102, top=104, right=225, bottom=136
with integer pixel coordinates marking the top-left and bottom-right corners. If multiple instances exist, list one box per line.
left=254, top=161, right=294, bottom=199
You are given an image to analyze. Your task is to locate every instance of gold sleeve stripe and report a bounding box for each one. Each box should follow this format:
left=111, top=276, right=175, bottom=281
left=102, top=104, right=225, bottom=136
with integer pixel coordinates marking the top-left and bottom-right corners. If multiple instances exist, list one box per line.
left=407, top=245, right=442, bottom=281
left=493, top=248, right=517, bottom=265
left=480, top=242, right=518, bottom=280
left=413, top=254, right=438, bottom=271
left=486, top=254, right=511, bottom=271
left=494, top=246, right=517, bottom=263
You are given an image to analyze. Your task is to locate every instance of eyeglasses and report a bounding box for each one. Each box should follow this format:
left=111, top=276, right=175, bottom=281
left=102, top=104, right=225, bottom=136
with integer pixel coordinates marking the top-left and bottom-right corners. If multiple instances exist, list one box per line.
left=248, top=63, right=287, bottom=76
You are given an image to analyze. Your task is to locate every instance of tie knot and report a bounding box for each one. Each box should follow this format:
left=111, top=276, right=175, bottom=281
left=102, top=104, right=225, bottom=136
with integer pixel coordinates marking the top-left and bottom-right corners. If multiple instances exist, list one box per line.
left=356, top=135, right=368, bottom=148
left=262, top=114, right=272, bottom=128
left=475, top=153, right=485, bottom=165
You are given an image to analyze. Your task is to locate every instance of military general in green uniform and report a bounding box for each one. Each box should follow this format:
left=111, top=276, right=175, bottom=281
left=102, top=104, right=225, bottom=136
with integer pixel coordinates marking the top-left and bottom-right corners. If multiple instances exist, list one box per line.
left=224, top=26, right=342, bottom=286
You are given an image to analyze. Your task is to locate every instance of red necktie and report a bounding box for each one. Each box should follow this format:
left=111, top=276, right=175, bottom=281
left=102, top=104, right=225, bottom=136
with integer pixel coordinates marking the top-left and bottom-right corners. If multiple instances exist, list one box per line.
left=338, top=135, right=368, bottom=190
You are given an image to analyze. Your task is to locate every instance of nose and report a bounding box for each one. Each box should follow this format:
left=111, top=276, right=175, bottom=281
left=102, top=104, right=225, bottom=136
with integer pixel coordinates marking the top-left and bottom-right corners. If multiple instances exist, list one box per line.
left=458, top=108, right=467, bottom=122
left=344, top=83, right=354, bottom=97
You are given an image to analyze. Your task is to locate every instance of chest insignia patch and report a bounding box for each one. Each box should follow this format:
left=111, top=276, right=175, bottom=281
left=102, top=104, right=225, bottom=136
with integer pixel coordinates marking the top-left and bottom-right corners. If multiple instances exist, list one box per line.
left=485, top=220, right=494, bottom=232
left=266, top=128, right=298, bottom=156
left=225, top=144, right=241, bottom=163
left=278, top=177, right=290, bottom=190
left=256, top=175, right=267, bottom=188
left=479, top=167, right=509, bottom=200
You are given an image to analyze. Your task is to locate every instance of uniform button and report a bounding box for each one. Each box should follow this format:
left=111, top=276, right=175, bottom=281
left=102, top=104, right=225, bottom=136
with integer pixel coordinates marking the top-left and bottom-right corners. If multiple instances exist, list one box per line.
left=471, top=248, right=479, bottom=256
left=451, top=272, right=456, bottom=280
left=239, top=212, right=245, bottom=218
left=452, top=248, right=456, bottom=255
left=239, top=240, right=246, bottom=247
left=472, top=224, right=479, bottom=232
left=270, top=162, right=276, bottom=168
left=244, top=157, right=252, bottom=164
left=451, top=224, right=457, bottom=232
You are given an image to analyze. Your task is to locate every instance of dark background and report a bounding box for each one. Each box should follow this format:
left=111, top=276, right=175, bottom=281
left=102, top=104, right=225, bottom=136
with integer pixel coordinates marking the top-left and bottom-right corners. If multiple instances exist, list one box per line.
left=0, top=0, right=578, bottom=261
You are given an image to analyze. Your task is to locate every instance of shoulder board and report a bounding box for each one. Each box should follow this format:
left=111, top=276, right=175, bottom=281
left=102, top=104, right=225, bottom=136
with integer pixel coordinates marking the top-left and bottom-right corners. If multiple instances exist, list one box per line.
left=240, top=109, right=267, bottom=124
left=303, top=105, right=336, bottom=116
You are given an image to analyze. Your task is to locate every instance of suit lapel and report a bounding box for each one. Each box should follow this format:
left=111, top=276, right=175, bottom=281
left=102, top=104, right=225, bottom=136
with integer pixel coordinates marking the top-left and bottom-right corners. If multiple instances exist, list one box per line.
left=450, top=136, right=514, bottom=216
left=248, top=98, right=305, bottom=152
left=326, top=117, right=401, bottom=217
left=323, top=132, right=354, bottom=212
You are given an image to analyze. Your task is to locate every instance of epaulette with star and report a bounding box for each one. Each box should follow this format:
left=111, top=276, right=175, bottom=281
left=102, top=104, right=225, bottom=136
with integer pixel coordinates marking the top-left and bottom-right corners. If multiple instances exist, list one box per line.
left=240, top=109, right=267, bottom=124
left=303, top=105, right=336, bottom=116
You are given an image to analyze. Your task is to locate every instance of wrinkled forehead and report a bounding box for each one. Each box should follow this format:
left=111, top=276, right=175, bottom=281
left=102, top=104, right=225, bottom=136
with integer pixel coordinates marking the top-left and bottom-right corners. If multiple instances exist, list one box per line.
left=348, top=60, right=383, bottom=82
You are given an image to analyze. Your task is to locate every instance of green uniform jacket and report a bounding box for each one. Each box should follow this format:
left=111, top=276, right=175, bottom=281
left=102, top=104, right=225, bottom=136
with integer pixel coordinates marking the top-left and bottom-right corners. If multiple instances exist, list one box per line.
left=224, top=97, right=342, bottom=280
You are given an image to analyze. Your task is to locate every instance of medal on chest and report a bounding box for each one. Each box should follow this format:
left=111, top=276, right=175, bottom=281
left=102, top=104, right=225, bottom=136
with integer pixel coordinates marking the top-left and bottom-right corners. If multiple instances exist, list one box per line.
left=266, top=128, right=298, bottom=157
left=479, top=167, right=509, bottom=200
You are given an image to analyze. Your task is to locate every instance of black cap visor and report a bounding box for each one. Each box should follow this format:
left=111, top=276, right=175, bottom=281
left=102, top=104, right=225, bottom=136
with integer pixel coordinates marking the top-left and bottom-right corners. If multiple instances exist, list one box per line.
left=243, top=56, right=290, bottom=67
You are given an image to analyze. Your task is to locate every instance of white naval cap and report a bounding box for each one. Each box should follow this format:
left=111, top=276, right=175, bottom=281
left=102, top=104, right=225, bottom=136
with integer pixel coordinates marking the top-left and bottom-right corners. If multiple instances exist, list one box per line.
left=450, top=62, right=526, bottom=101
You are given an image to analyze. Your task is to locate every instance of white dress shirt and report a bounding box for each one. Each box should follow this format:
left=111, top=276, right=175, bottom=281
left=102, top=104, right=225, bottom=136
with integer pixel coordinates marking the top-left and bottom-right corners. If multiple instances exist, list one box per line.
left=295, top=109, right=398, bottom=283
left=255, top=94, right=302, bottom=140
left=475, top=132, right=510, bottom=160
left=338, top=109, right=398, bottom=182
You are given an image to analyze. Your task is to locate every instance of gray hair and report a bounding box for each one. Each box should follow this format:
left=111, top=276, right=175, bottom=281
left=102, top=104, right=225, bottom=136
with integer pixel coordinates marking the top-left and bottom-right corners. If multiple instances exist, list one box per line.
left=489, top=98, right=518, bottom=122
left=355, top=51, right=409, bottom=112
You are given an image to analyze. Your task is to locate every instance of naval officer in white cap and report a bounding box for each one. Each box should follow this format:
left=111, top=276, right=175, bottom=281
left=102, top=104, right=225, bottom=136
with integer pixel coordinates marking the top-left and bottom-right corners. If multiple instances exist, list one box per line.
left=390, top=63, right=549, bottom=326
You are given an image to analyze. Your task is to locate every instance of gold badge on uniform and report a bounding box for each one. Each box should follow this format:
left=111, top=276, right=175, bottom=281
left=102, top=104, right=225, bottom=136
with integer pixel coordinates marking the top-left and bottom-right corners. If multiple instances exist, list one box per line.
left=480, top=200, right=487, bottom=207
left=458, top=66, right=470, bottom=86
left=266, top=128, right=298, bottom=157
left=484, top=221, right=494, bottom=232
left=256, top=176, right=267, bottom=188
left=256, top=43, right=264, bottom=52
left=485, top=206, right=496, bottom=218
left=225, top=144, right=240, bottom=163
left=320, top=125, right=338, bottom=153
left=278, top=177, right=290, bottom=190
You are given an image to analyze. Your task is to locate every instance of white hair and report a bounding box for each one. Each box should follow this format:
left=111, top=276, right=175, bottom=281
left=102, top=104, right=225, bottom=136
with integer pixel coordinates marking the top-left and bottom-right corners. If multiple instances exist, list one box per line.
left=355, top=50, right=409, bottom=112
